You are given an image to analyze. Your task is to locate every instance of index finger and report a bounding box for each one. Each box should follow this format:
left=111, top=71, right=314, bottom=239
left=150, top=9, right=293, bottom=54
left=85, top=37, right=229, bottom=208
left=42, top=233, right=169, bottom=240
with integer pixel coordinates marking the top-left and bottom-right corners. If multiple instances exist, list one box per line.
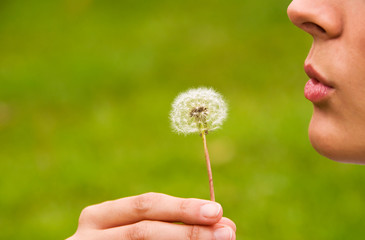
left=78, top=192, right=224, bottom=229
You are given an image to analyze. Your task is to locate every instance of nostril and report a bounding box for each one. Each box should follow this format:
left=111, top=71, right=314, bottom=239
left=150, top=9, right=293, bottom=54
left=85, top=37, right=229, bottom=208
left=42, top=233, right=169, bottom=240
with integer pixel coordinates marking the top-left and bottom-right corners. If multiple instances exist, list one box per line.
left=287, top=0, right=343, bottom=39
left=302, top=22, right=326, bottom=34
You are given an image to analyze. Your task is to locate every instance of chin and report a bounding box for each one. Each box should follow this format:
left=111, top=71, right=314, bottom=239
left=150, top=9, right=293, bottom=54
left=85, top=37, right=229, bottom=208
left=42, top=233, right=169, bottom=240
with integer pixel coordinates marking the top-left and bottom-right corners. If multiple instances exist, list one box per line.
left=308, top=114, right=365, bottom=165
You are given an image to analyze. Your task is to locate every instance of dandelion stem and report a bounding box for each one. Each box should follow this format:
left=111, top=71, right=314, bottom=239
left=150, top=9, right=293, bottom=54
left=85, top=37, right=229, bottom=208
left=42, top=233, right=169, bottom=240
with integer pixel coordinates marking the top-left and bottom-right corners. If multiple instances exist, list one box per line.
left=201, top=131, right=215, bottom=202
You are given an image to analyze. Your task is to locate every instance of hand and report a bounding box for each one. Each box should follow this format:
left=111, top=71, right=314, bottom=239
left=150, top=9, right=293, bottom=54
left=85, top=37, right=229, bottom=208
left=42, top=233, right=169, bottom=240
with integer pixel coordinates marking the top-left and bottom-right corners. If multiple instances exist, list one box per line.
left=67, top=192, right=236, bottom=240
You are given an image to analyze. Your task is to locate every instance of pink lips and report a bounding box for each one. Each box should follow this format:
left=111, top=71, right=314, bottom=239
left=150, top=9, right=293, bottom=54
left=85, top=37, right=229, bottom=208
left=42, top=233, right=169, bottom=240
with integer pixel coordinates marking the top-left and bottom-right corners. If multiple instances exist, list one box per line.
left=304, top=78, right=332, bottom=102
left=304, top=65, right=334, bottom=103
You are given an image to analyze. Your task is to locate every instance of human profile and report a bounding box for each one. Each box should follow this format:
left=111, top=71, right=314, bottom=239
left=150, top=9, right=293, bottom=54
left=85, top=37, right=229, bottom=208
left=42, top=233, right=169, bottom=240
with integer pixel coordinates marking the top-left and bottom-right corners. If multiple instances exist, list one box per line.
left=67, top=1, right=365, bottom=239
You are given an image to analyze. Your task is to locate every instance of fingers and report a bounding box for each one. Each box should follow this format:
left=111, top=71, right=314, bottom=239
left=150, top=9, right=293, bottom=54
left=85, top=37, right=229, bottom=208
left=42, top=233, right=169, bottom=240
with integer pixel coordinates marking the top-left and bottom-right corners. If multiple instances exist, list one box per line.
left=102, top=220, right=236, bottom=240
left=72, top=193, right=237, bottom=240
left=217, top=217, right=236, bottom=232
left=79, top=192, right=223, bottom=229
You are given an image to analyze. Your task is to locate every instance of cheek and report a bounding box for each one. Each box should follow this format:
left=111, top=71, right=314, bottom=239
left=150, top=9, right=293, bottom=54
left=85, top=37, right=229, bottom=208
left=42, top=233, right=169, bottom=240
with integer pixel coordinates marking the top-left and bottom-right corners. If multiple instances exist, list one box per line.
left=309, top=44, right=365, bottom=163
left=336, top=26, right=365, bottom=126
left=308, top=3, right=365, bottom=163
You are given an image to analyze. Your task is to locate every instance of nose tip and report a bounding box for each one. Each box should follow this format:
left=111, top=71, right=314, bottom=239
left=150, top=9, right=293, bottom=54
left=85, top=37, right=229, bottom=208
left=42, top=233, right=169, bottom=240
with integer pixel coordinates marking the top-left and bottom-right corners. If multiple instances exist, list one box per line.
left=287, top=0, right=343, bottom=39
left=287, top=2, right=302, bottom=28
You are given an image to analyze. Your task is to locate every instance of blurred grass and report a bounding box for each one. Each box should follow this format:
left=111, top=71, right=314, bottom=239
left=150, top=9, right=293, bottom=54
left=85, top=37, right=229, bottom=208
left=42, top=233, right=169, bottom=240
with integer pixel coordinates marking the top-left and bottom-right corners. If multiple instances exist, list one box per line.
left=1, top=0, right=365, bottom=239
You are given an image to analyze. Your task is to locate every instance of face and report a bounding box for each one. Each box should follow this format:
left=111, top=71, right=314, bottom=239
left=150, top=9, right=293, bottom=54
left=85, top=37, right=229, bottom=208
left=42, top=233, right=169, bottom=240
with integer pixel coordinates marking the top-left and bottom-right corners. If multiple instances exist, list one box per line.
left=287, top=0, right=365, bottom=164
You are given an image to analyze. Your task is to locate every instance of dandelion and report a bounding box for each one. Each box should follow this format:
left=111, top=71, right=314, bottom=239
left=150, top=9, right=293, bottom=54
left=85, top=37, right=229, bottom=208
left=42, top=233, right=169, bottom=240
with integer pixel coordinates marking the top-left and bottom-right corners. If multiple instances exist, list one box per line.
left=170, top=88, right=227, bottom=135
left=170, top=87, right=228, bottom=201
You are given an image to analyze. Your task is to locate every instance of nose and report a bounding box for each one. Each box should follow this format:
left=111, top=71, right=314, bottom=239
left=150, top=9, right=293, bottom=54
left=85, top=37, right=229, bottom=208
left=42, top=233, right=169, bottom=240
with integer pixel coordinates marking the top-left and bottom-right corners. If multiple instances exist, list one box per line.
left=287, top=0, right=343, bottom=39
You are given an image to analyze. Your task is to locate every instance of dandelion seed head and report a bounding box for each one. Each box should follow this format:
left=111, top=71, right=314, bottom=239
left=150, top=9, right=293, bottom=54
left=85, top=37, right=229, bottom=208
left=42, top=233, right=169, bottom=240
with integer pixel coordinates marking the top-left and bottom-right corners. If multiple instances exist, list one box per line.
left=170, top=87, right=228, bottom=135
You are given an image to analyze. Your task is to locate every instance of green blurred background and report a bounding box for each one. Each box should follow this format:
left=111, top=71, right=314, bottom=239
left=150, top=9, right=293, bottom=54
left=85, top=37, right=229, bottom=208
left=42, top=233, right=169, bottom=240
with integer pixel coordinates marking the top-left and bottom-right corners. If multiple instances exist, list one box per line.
left=1, top=0, right=365, bottom=239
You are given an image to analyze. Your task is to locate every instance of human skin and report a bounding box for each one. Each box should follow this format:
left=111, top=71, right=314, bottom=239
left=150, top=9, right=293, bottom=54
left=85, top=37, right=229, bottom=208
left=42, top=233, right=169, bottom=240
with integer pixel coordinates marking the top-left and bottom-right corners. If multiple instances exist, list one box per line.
left=67, top=192, right=236, bottom=240
left=287, top=0, right=365, bottom=164
left=69, top=1, right=365, bottom=239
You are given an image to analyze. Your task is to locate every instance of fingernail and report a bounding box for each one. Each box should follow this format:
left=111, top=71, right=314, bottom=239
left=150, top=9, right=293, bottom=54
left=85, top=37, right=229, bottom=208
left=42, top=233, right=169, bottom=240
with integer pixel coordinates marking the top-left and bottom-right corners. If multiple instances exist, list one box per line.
left=214, top=227, right=233, bottom=240
left=200, top=203, right=221, bottom=218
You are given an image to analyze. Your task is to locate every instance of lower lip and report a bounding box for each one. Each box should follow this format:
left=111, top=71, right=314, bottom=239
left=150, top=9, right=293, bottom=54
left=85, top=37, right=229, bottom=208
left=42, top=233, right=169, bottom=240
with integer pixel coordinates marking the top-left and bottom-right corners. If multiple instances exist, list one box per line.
left=304, top=78, right=333, bottom=102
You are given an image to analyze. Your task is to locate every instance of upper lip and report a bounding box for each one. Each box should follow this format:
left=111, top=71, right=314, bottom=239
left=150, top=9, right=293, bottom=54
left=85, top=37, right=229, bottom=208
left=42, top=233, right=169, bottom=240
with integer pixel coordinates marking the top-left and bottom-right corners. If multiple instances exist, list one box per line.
left=304, top=64, right=334, bottom=88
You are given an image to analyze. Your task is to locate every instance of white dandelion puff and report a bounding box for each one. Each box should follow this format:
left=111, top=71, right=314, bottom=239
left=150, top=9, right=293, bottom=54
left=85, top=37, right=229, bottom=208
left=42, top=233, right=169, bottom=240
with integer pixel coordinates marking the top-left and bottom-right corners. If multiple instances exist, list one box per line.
left=169, top=87, right=228, bottom=202
left=170, top=87, right=228, bottom=135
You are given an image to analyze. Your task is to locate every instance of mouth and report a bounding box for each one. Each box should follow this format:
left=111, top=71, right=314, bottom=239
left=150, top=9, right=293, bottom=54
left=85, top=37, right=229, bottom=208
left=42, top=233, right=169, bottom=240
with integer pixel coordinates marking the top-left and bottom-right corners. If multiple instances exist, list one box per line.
left=304, top=64, right=334, bottom=103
